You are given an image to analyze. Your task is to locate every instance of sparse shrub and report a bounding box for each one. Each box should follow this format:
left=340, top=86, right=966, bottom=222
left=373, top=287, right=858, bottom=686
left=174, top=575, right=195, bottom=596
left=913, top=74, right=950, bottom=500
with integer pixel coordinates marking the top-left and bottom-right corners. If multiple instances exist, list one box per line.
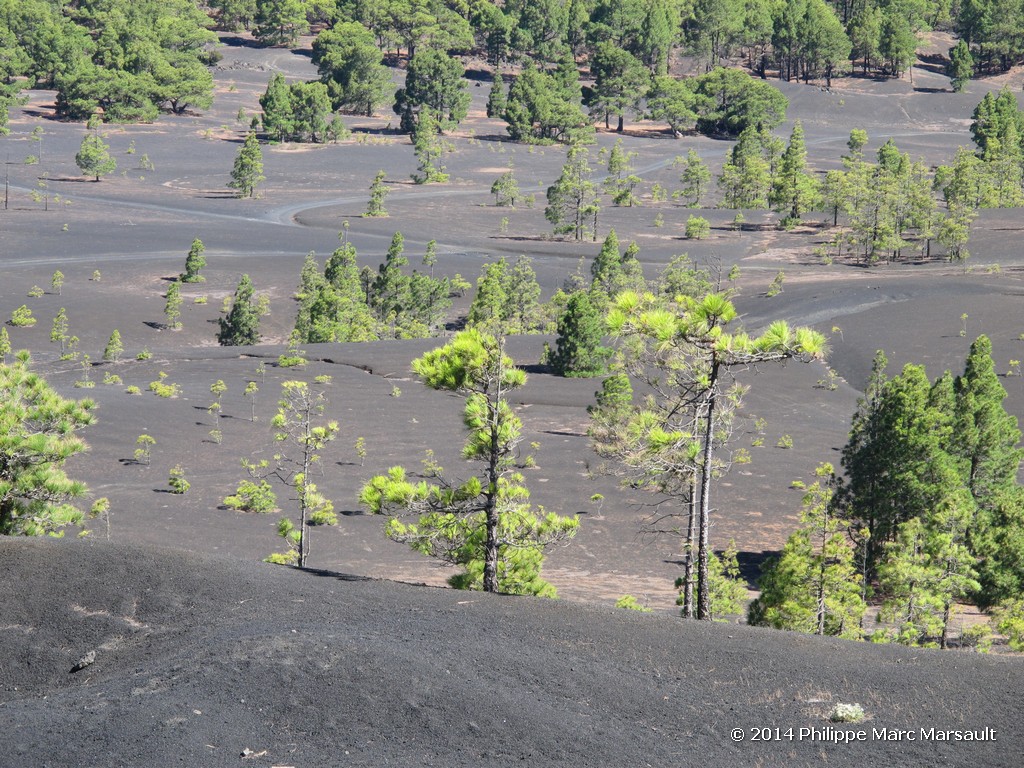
left=685, top=215, right=710, bottom=240
left=960, top=622, right=994, bottom=653
left=134, top=434, right=156, bottom=465
left=102, top=372, right=122, bottom=385
left=168, top=465, right=190, bottom=494
left=829, top=703, right=865, bottom=723
left=993, top=599, right=1024, bottom=652
left=125, top=385, right=142, bottom=395
left=136, top=347, right=152, bottom=361
left=314, top=374, right=332, bottom=385
left=390, top=385, right=401, bottom=398
left=27, top=286, right=44, bottom=298
left=615, top=595, right=652, bottom=612
left=309, top=506, right=338, bottom=526
left=148, top=372, right=181, bottom=398
left=766, top=270, right=785, bottom=297
left=223, top=479, right=277, bottom=513
left=10, top=306, right=36, bottom=326
left=776, top=434, right=794, bottom=449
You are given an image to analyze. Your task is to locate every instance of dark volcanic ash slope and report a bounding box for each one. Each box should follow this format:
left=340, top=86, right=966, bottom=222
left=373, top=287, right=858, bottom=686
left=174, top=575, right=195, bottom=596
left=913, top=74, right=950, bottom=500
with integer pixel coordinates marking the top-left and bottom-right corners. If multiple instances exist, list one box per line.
left=1, top=539, right=1020, bottom=768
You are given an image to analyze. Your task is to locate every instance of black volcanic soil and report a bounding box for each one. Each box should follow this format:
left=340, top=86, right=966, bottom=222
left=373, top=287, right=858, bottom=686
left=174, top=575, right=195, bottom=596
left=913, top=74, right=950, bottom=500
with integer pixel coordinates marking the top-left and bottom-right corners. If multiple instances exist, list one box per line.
left=2, top=539, right=1020, bottom=768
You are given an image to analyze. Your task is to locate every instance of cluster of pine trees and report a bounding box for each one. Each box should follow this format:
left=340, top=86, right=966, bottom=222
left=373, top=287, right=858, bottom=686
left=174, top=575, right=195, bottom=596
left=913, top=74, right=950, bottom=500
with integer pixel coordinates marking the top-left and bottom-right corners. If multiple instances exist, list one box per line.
left=259, top=73, right=346, bottom=143
left=751, top=339, right=1024, bottom=648
left=293, top=233, right=451, bottom=342
left=0, top=0, right=217, bottom=122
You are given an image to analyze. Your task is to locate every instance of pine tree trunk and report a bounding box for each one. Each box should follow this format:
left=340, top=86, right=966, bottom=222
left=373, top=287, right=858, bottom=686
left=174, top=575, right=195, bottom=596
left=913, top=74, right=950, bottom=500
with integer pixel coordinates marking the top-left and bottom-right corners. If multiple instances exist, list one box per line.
left=483, top=383, right=502, bottom=593
left=681, top=472, right=698, bottom=618
left=697, top=362, right=719, bottom=621
left=941, top=601, right=951, bottom=649
left=816, top=511, right=828, bottom=635
left=298, top=414, right=312, bottom=568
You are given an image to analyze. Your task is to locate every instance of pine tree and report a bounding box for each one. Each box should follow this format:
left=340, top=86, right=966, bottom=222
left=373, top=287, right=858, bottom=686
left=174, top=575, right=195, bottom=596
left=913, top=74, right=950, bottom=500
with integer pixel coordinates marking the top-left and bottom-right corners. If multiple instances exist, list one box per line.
left=181, top=238, right=206, bottom=283
left=491, top=164, right=520, bottom=207
left=423, top=239, right=438, bottom=277
left=486, top=72, right=507, bottom=118
left=546, top=143, right=600, bottom=241
left=603, top=138, right=640, bottom=206
left=218, top=274, right=261, bottom=346
left=953, top=335, right=1024, bottom=506
left=312, top=21, right=393, bottom=116
left=718, top=127, right=771, bottom=209
left=770, top=120, right=819, bottom=225
left=748, top=463, right=866, bottom=639
left=228, top=132, right=265, bottom=198
left=360, top=330, right=578, bottom=594
left=411, top=108, right=450, bottom=184
left=371, top=232, right=411, bottom=330
left=838, top=361, right=960, bottom=576
left=75, top=127, right=116, bottom=181
left=875, top=517, right=945, bottom=646
left=606, top=291, right=828, bottom=620
left=365, top=170, right=389, bottom=216
left=164, top=281, right=183, bottom=330
left=103, top=330, right=123, bottom=362
left=259, top=73, right=295, bottom=141
left=948, top=40, right=973, bottom=93
left=466, top=259, right=508, bottom=333
left=263, top=381, right=339, bottom=566
left=50, top=308, right=70, bottom=358
left=590, top=229, right=623, bottom=298
left=306, top=242, right=379, bottom=342
left=253, top=0, right=309, bottom=46
left=504, top=255, right=542, bottom=333
left=393, top=48, right=470, bottom=132
left=972, top=486, right=1024, bottom=608
left=550, top=292, right=610, bottom=378
left=0, top=353, right=96, bottom=536
left=677, top=148, right=711, bottom=207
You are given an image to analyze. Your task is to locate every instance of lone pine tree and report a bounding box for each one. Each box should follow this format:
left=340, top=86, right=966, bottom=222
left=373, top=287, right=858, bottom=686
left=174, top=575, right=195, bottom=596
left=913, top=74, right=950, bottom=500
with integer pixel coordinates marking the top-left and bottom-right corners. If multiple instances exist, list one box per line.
left=263, top=381, right=339, bottom=566
left=181, top=238, right=206, bottom=283
left=605, top=291, right=827, bottom=619
left=75, top=124, right=116, bottom=181
left=218, top=274, right=261, bottom=346
left=365, top=170, right=389, bottom=216
left=228, top=132, right=265, bottom=198
left=546, top=142, right=600, bottom=241
left=360, top=330, right=578, bottom=595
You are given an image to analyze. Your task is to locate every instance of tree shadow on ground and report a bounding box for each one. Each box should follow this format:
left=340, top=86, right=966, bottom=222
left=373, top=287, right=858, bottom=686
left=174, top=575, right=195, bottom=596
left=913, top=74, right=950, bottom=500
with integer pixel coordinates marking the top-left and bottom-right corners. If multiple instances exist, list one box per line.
left=663, top=549, right=773, bottom=589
